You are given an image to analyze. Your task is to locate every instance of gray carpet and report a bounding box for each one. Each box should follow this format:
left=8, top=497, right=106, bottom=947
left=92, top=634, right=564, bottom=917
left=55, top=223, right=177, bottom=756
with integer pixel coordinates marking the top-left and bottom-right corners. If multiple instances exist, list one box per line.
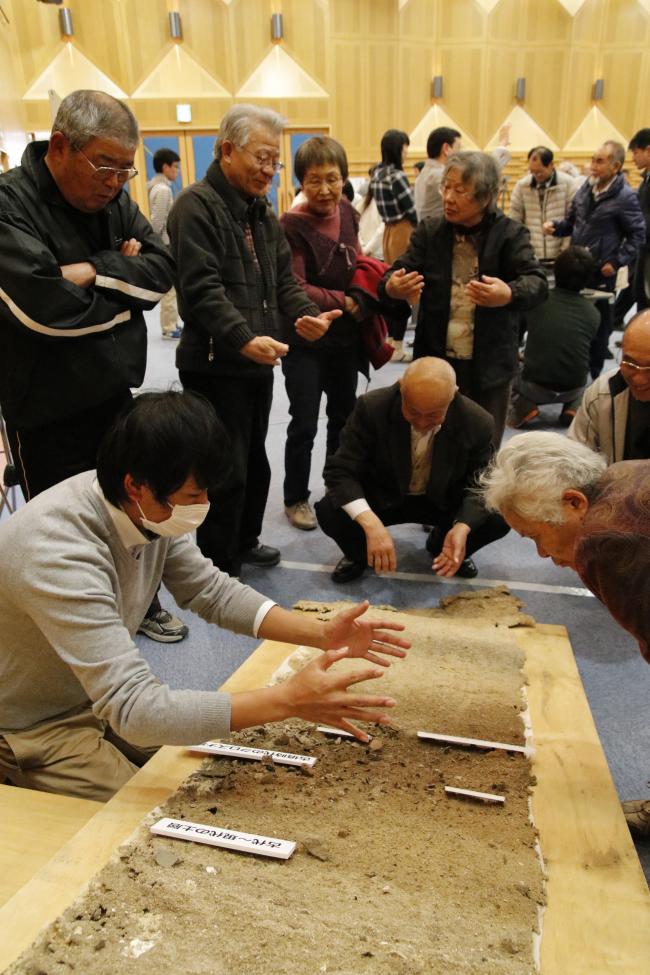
left=105, top=310, right=650, bottom=881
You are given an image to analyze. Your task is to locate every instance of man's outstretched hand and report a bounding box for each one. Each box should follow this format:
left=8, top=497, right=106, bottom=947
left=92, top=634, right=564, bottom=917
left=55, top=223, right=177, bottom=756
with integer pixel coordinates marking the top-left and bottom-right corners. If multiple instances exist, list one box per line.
left=319, top=600, right=410, bottom=666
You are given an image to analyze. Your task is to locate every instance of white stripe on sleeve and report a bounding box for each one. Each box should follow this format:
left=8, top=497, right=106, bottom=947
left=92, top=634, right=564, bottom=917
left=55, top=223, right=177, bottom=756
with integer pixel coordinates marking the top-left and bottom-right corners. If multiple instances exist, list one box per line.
left=0, top=286, right=131, bottom=337
left=95, top=275, right=167, bottom=302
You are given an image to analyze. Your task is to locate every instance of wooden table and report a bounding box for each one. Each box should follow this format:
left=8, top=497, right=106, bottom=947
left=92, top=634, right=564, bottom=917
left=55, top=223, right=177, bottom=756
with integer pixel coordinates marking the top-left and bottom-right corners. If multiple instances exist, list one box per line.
left=1, top=627, right=648, bottom=973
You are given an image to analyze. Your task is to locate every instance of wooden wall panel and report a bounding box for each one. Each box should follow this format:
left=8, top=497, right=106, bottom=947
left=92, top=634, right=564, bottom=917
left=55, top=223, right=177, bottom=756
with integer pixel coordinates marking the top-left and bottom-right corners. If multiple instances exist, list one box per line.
left=522, top=48, right=569, bottom=145
left=571, top=0, right=606, bottom=44
left=438, top=0, right=486, bottom=41
left=281, top=0, right=329, bottom=88
left=524, top=0, right=572, bottom=43
left=438, top=46, right=486, bottom=145
left=3, top=0, right=650, bottom=165
left=562, top=47, right=599, bottom=141
left=176, top=0, right=233, bottom=93
left=603, top=0, right=650, bottom=44
left=398, top=43, right=436, bottom=136
left=600, top=48, right=644, bottom=135
left=399, top=0, right=439, bottom=39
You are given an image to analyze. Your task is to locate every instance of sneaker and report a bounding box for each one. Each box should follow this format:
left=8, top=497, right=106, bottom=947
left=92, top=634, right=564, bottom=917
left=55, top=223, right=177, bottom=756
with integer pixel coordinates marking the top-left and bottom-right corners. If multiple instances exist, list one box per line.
left=285, top=500, right=317, bottom=531
left=240, top=543, right=281, bottom=567
left=163, top=327, right=183, bottom=340
left=137, top=609, right=188, bottom=643
left=622, top=799, right=650, bottom=837
left=508, top=407, right=539, bottom=429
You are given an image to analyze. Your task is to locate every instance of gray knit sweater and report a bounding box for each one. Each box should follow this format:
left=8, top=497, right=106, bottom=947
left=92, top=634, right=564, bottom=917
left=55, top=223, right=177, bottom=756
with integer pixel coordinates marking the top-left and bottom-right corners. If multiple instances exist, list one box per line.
left=0, top=472, right=270, bottom=744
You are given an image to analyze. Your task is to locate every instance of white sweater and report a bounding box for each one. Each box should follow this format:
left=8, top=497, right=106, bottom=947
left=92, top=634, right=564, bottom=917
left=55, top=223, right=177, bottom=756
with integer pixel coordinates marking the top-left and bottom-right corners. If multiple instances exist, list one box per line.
left=0, top=472, right=270, bottom=744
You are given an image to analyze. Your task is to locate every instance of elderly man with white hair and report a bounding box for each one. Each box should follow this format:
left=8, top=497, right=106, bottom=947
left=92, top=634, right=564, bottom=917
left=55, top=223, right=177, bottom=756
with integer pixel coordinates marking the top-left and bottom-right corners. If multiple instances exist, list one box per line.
left=481, top=431, right=650, bottom=837
left=169, top=105, right=341, bottom=577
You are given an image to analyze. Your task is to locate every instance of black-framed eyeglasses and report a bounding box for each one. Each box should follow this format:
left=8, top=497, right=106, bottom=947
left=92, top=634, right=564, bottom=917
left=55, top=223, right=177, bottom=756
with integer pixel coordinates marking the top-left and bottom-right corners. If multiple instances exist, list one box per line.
left=620, top=359, right=650, bottom=372
left=238, top=146, right=284, bottom=173
left=75, top=146, right=138, bottom=183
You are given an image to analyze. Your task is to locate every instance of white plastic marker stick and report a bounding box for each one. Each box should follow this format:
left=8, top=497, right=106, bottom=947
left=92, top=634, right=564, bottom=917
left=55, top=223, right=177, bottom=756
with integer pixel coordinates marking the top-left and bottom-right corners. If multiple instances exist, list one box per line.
left=317, top=726, right=357, bottom=739
left=151, top=818, right=296, bottom=860
left=188, top=741, right=317, bottom=767
left=445, top=786, right=505, bottom=805
left=417, top=731, right=527, bottom=754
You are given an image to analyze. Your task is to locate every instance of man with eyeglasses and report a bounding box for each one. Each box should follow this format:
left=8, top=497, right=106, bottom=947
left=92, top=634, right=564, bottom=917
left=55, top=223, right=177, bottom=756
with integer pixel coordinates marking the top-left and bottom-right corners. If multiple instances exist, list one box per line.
left=569, top=309, right=650, bottom=463
left=169, top=104, right=340, bottom=577
left=0, top=89, right=173, bottom=502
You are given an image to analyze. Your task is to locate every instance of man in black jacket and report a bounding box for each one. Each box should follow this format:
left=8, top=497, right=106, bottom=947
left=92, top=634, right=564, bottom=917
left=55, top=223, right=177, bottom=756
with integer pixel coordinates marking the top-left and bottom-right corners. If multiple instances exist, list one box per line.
left=380, top=151, right=547, bottom=447
left=315, top=357, right=509, bottom=583
left=0, top=90, right=185, bottom=641
left=169, top=104, right=340, bottom=576
left=0, top=90, right=173, bottom=497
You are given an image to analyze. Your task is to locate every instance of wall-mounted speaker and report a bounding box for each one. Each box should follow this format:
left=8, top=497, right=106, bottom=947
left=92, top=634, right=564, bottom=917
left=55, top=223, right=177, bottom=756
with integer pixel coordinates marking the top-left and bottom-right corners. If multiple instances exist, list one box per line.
left=431, top=75, right=443, bottom=99
left=515, top=77, right=526, bottom=101
left=593, top=78, right=604, bottom=100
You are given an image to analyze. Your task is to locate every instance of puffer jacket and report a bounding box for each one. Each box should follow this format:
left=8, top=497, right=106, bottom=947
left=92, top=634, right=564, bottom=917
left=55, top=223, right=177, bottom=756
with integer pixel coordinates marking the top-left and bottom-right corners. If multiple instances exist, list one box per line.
left=568, top=368, right=629, bottom=463
left=509, top=170, right=576, bottom=260
left=553, top=174, right=646, bottom=290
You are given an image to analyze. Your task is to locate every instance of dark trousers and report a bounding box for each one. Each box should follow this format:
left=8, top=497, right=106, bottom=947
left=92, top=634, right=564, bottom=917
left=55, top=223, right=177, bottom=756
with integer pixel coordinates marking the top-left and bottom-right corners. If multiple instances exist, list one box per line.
left=5, top=390, right=132, bottom=501
left=180, top=370, right=273, bottom=575
left=447, top=358, right=511, bottom=449
left=589, top=298, right=613, bottom=380
left=315, top=493, right=509, bottom=566
left=282, top=347, right=358, bottom=507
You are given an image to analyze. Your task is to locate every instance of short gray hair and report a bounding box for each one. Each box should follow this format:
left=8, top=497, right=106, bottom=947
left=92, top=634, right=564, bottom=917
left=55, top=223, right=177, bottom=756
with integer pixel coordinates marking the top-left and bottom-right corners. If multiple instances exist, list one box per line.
left=51, top=90, right=139, bottom=150
left=214, top=104, right=286, bottom=160
left=443, top=151, right=499, bottom=209
left=602, top=140, right=626, bottom=167
left=480, top=432, right=608, bottom=524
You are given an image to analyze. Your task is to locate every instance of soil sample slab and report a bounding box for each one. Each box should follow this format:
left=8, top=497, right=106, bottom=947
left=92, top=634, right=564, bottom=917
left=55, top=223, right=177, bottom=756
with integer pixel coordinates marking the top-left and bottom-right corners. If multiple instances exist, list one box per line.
left=6, top=608, right=543, bottom=975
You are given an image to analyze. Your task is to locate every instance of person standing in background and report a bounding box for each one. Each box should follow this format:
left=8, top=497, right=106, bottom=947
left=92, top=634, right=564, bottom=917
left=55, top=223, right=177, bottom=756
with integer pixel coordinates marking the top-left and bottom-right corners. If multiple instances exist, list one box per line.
left=169, top=104, right=340, bottom=577
left=629, top=128, right=650, bottom=313
left=370, top=130, right=417, bottom=360
left=147, top=147, right=182, bottom=340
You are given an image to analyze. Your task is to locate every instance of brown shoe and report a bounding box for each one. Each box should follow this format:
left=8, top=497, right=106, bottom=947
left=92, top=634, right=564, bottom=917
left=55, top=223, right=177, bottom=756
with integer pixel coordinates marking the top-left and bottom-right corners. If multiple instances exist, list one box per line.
left=622, top=799, right=650, bottom=837
left=285, top=500, right=317, bottom=531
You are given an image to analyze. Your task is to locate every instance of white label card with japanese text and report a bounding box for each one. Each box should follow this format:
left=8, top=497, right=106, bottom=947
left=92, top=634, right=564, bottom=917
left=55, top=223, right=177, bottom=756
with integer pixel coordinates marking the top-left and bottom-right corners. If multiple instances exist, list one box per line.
left=188, top=741, right=317, bottom=767
left=151, top=817, right=296, bottom=860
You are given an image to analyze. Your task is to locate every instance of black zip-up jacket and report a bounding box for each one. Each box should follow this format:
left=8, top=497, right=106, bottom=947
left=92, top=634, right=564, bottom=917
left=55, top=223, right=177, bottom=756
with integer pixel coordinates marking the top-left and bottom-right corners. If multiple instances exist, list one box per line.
left=168, top=161, right=318, bottom=379
left=379, top=210, right=548, bottom=391
left=0, top=141, right=174, bottom=429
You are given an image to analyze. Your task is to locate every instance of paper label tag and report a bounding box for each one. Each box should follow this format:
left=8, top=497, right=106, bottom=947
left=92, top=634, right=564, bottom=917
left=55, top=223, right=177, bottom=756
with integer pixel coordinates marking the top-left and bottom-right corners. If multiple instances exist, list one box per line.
left=444, top=786, right=505, bottom=805
left=317, top=725, right=356, bottom=739
left=151, top=817, right=296, bottom=859
left=417, top=731, right=527, bottom=754
left=188, top=741, right=317, bottom=767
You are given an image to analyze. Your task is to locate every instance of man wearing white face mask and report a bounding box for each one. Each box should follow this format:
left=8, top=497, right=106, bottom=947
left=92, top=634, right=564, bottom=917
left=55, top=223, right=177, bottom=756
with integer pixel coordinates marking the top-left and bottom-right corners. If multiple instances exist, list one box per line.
left=0, top=391, right=409, bottom=801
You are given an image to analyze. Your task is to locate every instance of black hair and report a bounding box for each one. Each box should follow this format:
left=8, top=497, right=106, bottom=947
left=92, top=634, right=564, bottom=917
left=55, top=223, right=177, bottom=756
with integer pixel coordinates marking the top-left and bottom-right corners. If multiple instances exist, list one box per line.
left=97, top=390, right=230, bottom=506
left=414, top=160, right=425, bottom=172
left=527, top=146, right=554, bottom=166
left=294, top=136, right=348, bottom=184
left=342, top=179, right=355, bottom=202
left=629, top=128, right=650, bottom=151
left=380, top=129, right=410, bottom=168
left=153, top=148, right=181, bottom=173
left=553, top=246, right=597, bottom=292
left=426, top=126, right=461, bottom=160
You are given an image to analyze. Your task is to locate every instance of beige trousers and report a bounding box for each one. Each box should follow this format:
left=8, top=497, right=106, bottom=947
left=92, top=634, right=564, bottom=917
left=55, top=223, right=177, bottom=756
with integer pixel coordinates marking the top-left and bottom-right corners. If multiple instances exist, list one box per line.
left=383, top=219, right=414, bottom=265
left=0, top=708, right=157, bottom=802
left=160, top=286, right=179, bottom=336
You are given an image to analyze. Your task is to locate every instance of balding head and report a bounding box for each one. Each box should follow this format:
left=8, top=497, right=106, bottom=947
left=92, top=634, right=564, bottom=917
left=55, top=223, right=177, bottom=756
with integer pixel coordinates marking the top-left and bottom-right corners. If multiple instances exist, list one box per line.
left=621, top=310, right=650, bottom=401
left=399, top=357, right=458, bottom=431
